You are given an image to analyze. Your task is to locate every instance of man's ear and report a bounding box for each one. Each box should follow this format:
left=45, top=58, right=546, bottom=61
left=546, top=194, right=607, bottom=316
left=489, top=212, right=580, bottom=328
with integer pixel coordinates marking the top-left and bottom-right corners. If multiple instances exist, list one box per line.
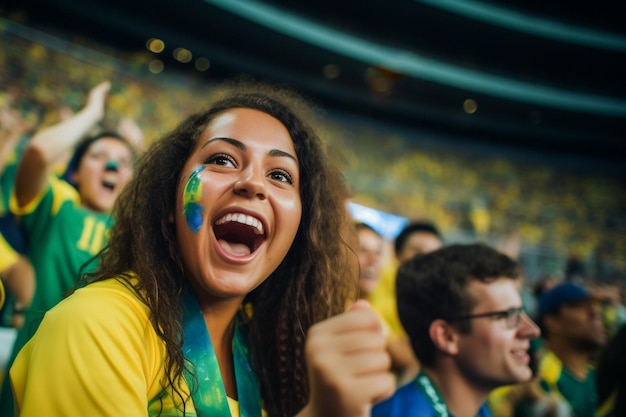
left=429, top=319, right=460, bottom=356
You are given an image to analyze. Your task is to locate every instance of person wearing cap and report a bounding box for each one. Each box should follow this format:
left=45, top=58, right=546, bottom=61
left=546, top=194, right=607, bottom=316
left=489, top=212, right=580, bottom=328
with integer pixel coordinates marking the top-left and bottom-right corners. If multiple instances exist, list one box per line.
left=0, top=81, right=138, bottom=415
left=372, top=243, right=540, bottom=417
left=536, top=283, right=607, bottom=417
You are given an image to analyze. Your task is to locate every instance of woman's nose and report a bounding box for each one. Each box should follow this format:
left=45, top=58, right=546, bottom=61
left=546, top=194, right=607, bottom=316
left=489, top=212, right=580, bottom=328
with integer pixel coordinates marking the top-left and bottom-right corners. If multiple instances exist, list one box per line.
left=233, top=167, right=267, bottom=199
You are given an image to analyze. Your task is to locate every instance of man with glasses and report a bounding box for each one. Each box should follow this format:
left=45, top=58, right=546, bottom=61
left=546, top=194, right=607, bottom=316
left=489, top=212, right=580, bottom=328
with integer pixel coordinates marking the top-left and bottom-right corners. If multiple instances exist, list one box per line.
left=372, top=243, right=540, bottom=417
left=536, top=283, right=606, bottom=417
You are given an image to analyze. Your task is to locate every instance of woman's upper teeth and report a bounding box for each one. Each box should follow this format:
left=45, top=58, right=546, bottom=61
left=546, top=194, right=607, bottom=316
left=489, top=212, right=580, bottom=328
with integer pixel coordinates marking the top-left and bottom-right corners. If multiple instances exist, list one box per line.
left=215, top=213, right=264, bottom=235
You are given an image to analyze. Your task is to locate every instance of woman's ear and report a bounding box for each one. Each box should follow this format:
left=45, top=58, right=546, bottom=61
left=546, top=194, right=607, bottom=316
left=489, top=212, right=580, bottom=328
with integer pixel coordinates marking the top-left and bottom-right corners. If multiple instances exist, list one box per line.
left=168, top=212, right=175, bottom=223
left=429, top=319, right=460, bottom=356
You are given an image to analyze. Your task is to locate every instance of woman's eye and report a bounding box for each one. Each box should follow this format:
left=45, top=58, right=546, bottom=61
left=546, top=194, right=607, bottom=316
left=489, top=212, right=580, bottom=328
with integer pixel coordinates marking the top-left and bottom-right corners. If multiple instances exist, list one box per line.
left=206, top=154, right=235, bottom=167
left=270, top=170, right=294, bottom=184
left=89, top=152, right=107, bottom=161
left=118, top=158, right=132, bottom=170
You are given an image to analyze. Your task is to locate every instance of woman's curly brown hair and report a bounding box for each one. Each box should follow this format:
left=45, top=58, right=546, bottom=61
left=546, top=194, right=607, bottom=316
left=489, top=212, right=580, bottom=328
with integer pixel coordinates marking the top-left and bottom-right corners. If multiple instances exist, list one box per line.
left=83, top=81, right=358, bottom=416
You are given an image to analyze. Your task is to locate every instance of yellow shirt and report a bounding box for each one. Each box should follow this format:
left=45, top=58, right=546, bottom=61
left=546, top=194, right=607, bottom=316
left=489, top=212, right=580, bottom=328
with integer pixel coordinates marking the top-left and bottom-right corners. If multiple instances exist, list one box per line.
left=0, top=232, right=18, bottom=274
left=11, top=278, right=264, bottom=416
left=367, top=261, right=405, bottom=336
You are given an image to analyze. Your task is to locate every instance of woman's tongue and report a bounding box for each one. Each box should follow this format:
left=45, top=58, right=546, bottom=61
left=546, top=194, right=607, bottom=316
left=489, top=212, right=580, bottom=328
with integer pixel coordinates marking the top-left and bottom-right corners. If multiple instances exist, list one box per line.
left=218, top=239, right=251, bottom=256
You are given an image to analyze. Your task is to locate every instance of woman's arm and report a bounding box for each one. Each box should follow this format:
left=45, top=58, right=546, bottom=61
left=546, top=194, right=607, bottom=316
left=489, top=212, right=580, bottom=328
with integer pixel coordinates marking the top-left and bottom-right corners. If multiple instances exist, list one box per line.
left=14, top=81, right=110, bottom=208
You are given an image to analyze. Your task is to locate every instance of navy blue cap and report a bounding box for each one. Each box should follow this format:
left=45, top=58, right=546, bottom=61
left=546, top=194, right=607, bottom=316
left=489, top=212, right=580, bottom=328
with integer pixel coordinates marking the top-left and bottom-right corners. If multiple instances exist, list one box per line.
left=538, top=283, right=592, bottom=318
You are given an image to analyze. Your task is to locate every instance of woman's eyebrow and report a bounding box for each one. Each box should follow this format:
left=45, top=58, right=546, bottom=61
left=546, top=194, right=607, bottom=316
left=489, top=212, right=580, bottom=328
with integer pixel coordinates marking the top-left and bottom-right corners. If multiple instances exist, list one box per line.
left=201, top=136, right=245, bottom=150
left=268, top=148, right=297, bottom=162
left=202, top=136, right=297, bottom=162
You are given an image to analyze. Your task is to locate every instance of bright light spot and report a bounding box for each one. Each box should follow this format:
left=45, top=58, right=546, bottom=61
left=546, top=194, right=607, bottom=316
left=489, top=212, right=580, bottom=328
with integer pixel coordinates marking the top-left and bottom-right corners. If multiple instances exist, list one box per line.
left=148, top=59, right=164, bottom=74
left=146, top=38, right=165, bottom=53
left=173, top=47, right=193, bottom=63
left=463, top=99, right=478, bottom=114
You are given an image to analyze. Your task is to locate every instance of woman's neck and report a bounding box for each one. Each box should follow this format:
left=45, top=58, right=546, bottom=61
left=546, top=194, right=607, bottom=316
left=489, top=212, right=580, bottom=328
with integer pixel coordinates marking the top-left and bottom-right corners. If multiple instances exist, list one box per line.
left=200, top=298, right=244, bottom=399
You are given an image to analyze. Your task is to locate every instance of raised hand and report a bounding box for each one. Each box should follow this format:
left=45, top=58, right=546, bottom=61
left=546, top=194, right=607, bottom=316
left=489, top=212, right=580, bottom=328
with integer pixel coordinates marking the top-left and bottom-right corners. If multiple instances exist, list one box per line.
left=302, top=300, right=395, bottom=417
left=84, top=80, right=111, bottom=121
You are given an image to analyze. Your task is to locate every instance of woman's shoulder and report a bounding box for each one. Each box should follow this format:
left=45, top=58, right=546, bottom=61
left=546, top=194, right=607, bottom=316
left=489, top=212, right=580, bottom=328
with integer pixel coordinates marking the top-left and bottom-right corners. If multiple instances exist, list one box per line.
left=24, top=276, right=164, bottom=371
left=11, top=277, right=168, bottom=416
left=45, top=277, right=151, bottom=332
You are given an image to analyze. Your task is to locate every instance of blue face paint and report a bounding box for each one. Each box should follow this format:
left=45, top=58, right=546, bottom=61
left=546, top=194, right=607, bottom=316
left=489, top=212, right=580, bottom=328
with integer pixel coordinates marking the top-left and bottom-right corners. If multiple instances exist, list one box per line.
left=183, top=166, right=206, bottom=233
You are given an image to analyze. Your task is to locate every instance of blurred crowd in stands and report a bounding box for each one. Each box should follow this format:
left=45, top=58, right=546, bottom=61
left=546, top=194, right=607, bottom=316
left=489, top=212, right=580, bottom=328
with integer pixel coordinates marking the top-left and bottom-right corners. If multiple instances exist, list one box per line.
left=341, top=128, right=625, bottom=282
left=1, top=10, right=624, bottom=312
left=1, top=11, right=624, bottom=289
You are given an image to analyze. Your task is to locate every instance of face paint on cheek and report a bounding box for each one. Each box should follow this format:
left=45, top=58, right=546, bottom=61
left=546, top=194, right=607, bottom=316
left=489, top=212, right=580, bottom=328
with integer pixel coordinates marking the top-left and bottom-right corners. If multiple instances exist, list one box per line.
left=182, top=166, right=206, bottom=233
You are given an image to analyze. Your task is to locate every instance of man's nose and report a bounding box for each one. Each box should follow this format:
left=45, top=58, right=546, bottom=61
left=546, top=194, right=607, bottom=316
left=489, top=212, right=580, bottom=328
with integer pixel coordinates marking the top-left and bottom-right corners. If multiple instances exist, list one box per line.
left=519, top=312, right=541, bottom=339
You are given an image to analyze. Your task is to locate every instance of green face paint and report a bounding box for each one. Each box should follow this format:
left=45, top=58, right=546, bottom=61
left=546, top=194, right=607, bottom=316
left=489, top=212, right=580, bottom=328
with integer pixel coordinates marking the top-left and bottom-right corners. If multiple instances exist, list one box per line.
left=183, top=166, right=205, bottom=233
left=104, top=160, right=119, bottom=172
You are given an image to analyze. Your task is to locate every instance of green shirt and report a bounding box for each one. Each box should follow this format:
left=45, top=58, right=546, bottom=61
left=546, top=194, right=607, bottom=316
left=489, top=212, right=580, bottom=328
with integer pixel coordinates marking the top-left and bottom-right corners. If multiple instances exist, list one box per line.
left=539, top=350, right=597, bottom=417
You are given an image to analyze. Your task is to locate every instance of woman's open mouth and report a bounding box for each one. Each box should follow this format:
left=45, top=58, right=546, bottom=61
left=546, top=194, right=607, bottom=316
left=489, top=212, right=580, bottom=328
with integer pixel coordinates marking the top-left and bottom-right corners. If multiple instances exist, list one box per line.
left=214, top=213, right=266, bottom=256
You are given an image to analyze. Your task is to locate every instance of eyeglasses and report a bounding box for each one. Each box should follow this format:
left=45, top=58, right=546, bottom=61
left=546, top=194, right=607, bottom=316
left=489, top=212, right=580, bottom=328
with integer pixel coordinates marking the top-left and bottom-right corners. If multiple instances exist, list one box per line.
left=446, top=307, right=524, bottom=329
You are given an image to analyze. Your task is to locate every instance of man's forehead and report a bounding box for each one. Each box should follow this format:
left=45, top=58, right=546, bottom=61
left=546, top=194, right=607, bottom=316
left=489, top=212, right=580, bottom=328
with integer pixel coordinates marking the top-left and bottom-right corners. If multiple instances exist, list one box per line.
left=467, top=277, right=521, bottom=308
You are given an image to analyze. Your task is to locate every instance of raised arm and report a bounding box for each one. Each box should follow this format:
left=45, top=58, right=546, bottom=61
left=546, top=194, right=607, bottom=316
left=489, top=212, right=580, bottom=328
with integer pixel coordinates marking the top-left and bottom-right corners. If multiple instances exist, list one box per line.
left=14, top=81, right=111, bottom=207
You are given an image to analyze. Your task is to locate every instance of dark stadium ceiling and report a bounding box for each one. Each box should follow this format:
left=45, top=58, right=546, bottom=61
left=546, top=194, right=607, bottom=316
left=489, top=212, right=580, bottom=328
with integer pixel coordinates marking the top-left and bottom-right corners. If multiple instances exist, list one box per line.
left=3, top=0, right=626, bottom=167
